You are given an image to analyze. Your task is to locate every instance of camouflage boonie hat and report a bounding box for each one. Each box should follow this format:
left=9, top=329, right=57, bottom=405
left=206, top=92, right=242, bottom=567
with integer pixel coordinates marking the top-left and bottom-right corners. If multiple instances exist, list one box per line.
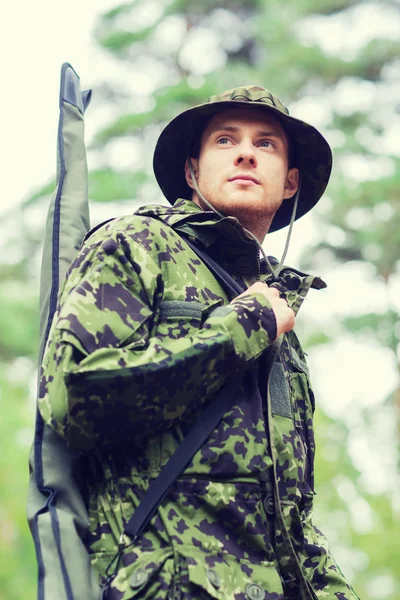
left=153, top=85, right=332, bottom=232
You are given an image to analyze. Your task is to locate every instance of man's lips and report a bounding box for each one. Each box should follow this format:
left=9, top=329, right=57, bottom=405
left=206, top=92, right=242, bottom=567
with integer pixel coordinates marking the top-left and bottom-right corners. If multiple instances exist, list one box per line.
left=229, top=175, right=260, bottom=185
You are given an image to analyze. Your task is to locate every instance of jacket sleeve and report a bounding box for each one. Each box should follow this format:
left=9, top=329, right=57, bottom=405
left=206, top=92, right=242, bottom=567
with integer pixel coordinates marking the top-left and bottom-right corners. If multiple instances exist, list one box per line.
left=38, top=225, right=277, bottom=452
left=298, top=497, right=361, bottom=599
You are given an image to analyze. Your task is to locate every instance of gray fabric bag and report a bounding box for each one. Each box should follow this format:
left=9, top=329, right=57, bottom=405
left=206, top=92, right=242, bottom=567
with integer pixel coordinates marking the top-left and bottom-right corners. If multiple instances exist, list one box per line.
left=27, top=63, right=100, bottom=600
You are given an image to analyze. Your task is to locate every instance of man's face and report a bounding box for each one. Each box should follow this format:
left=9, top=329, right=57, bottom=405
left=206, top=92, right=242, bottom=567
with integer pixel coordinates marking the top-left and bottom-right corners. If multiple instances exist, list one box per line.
left=185, top=106, right=299, bottom=240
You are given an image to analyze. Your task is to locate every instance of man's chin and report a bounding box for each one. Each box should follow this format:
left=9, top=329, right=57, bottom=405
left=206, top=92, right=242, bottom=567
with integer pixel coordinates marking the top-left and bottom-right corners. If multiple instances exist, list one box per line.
left=218, top=195, right=268, bottom=215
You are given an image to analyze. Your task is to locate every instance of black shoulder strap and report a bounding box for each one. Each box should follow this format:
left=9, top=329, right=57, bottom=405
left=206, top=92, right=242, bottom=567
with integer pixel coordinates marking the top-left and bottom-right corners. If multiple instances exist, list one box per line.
left=121, top=238, right=246, bottom=542
left=123, top=375, right=241, bottom=542
left=84, top=221, right=246, bottom=298
left=102, top=230, right=272, bottom=596
left=183, top=235, right=246, bottom=297
left=103, top=364, right=241, bottom=595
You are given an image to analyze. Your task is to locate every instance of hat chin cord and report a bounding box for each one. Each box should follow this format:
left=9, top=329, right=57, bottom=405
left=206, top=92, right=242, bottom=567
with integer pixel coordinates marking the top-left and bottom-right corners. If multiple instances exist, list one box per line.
left=188, top=159, right=301, bottom=280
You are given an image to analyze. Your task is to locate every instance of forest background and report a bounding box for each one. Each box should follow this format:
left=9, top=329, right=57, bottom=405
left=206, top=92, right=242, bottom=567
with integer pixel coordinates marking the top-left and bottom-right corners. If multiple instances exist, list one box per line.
left=1, top=0, right=399, bottom=598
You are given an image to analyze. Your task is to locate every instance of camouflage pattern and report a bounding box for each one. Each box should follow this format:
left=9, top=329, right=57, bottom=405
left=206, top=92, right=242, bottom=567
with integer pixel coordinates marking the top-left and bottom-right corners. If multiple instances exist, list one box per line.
left=153, top=85, right=333, bottom=232
left=38, top=198, right=359, bottom=600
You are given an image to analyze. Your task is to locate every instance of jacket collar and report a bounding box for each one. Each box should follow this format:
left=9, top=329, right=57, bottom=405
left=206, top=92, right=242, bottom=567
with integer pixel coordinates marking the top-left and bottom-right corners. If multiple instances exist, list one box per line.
left=136, top=198, right=245, bottom=247
left=135, top=198, right=326, bottom=314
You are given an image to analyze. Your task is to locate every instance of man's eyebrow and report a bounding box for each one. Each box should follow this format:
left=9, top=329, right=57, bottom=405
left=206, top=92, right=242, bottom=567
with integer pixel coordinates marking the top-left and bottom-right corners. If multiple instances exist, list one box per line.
left=211, top=125, right=284, bottom=140
left=257, top=130, right=284, bottom=140
left=213, top=125, right=239, bottom=133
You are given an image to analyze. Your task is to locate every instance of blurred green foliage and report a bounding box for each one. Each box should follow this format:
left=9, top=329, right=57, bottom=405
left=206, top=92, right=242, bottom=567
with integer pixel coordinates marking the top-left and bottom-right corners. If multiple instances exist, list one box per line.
left=0, top=364, right=36, bottom=600
left=4, top=0, right=399, bottom=598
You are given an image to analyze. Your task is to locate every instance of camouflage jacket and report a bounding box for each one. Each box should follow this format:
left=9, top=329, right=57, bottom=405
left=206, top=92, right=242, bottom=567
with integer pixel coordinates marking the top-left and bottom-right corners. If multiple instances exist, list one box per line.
left=39, top=198, right=359, bottom=600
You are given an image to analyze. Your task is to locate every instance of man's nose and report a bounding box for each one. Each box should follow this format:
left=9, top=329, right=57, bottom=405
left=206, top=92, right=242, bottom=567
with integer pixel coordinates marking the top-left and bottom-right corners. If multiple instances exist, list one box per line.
left=234, top=143, right=257, bottom=167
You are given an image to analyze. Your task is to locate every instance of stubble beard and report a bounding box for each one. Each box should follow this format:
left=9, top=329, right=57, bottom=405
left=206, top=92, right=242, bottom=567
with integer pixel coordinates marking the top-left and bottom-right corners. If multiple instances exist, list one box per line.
left=195, top=170, right=280, bottom=237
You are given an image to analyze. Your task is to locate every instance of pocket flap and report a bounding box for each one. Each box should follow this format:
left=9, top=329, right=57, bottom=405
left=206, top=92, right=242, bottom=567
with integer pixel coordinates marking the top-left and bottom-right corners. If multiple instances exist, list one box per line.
left=290, top=349, right=309, bottom=375
left=108, top=548, right=173, bottom=599
left=180, top=550, right=284, bottom=600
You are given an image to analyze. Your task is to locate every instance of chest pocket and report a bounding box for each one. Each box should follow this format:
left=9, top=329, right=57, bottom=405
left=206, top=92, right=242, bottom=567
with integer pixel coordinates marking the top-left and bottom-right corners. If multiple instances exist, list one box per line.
left=288, top=353, right=316, bottom=493
left=268, top=353, right=314, bottom=500
left=181, top=550, right=284, bottom=599
left=107, top=548, right=174, bottom=600
left=111, top=547, right=285, bottom=600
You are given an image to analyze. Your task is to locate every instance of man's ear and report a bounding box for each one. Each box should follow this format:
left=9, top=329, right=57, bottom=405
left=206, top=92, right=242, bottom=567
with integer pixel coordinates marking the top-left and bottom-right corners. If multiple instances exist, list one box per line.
left=283, top=167, right=300, bottom=199
left=185, top=158, right=199, bottom=190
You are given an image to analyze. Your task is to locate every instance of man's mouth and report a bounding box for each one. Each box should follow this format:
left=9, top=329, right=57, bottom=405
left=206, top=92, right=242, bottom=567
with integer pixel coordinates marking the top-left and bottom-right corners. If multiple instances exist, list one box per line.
left=229, top=175, right=260, bottom=185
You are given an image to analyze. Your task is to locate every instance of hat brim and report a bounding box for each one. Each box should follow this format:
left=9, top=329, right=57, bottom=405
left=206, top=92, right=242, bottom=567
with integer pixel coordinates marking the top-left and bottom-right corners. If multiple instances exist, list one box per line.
left=153, top=99, right=332, bottom=233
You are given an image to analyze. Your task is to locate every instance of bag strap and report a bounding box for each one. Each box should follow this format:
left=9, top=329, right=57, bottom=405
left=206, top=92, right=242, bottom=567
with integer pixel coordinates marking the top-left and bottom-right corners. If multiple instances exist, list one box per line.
left=84, top=221, right=246, bottom=299
left=101, top=232, right=279, bottom=597
left=123, top=374, right=241, bottom=541
left=122, top=237, right=246, bottom=543
left=182, top=235, right=246, bottom=297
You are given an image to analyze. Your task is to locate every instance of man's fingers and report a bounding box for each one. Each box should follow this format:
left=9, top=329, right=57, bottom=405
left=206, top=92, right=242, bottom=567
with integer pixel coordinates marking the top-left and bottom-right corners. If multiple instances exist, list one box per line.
left=232, top=281, right=295, bottom=337
left=267, top=286, right=280, bottom=298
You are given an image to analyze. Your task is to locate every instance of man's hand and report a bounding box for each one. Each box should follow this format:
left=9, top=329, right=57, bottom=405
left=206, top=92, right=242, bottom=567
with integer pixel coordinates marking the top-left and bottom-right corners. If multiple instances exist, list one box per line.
left=233, top=282, right=295, bottom=339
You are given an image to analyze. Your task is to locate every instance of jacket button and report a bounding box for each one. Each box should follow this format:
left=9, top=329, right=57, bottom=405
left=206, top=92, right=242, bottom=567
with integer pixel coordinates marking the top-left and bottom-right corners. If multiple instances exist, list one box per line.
left=235, top=255, right=253, bottom=274
left=129, top=569, right=149, bottom=589
left=263, top=493, right=275, bottom=516
left=206, top=568, right=221, bottom=588
left=246, top=583, right=265, bottom=600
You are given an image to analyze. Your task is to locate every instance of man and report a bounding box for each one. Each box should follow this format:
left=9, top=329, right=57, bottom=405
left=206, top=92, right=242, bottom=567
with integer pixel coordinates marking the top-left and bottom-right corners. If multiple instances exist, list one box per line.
left=38, top=85, right=359, bottom=599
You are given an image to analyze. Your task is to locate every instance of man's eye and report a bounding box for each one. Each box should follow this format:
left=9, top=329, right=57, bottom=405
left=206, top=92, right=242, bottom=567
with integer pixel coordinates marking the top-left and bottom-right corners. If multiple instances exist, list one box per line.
left=217, top=137, right=231, bottom=145
left=259, top=140, right=272, bottom=148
